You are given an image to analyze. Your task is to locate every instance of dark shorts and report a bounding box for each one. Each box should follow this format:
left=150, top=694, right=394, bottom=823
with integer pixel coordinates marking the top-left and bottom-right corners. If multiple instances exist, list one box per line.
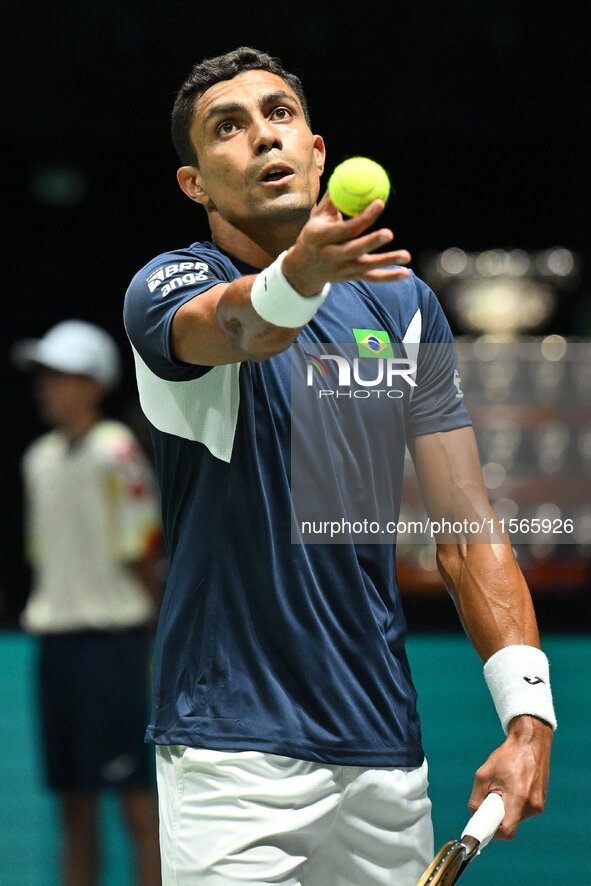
left=39, top=628, right=153, bottom=792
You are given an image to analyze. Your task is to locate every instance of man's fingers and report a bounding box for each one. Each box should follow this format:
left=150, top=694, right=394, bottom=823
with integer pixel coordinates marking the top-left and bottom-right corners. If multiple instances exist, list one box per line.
left=335, top=197, right=387, bottom=233
left=314, top=190, right=342, bottom=220
left=339, top=262, right=411, bottom=284
left=346, top=248, right=411, bottom=272
left=492, top=798, right=524, bottom=841
left=315, top=196, right=387, bottom=243
left=322, top=217, right=410, bottom=269
left=361, top=266, right=411, bottom=282
left=339, top=228, right=394, bottom=258
left=468, top=783, right=513, bottom=840
left=328, top=248, right=412, bottom=283
left=345, top=236, right=411, bottom=265
left=467, top=745, right=548, bottom=842
left=300, top=194, right=410, bottom=285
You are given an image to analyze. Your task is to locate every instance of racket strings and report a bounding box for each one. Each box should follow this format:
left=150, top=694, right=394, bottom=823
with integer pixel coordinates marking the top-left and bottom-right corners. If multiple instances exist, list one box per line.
left=419, top=840, right=467, bottom=885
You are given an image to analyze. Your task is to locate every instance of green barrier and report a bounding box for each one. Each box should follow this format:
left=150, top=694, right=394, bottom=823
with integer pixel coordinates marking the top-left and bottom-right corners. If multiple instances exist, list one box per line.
left=0, top=632, right=587, bottom=886
left=408, top=634, right=589, bottom=885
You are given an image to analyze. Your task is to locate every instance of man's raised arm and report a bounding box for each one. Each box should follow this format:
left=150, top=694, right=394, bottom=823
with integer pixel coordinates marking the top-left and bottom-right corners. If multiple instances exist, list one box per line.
left=172, top=194, right=410, bottom=365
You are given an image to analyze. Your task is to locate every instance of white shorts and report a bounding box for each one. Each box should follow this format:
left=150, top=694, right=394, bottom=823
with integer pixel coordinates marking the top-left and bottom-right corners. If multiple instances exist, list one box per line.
left=155, top=746, right=433, bottom=886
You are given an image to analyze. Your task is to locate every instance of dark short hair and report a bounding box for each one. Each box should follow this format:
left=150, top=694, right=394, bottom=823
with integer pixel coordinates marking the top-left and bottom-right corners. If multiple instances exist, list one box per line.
left=171, top=46, right=311, bottom=166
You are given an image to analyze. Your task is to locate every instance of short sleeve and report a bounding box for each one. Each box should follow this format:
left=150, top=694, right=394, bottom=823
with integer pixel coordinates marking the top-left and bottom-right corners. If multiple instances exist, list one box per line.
left=95, top=424, right=162, bottom=562
left=124, top=245, right=238, bottom=381
left=407, top=282, right=472, bottom=437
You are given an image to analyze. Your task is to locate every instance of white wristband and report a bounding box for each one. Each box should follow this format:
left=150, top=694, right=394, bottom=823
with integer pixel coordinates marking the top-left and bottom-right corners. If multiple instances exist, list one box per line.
left=484, top=645, right=557, bottom=734
left=250, top=250, right=330, bottom=328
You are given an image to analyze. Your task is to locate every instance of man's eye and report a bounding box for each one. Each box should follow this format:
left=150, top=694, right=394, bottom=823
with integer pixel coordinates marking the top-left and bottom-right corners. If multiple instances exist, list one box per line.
left=218, top=121, right=236, bottom=135
left=271, top=107, right=290, bottom=120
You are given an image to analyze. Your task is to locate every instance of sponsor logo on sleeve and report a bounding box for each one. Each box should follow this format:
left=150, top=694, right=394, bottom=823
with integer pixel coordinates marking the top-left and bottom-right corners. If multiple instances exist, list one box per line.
left=147, top=261, right=210, bottom=297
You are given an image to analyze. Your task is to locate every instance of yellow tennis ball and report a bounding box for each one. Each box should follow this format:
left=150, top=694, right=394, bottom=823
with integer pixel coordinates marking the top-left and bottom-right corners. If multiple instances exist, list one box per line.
left=327, top=157, right=391, bottom=216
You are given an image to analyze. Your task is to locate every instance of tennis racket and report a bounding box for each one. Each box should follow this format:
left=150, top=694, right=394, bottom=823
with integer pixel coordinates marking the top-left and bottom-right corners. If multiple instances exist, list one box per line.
left=415, top=792, right=505, bottom=886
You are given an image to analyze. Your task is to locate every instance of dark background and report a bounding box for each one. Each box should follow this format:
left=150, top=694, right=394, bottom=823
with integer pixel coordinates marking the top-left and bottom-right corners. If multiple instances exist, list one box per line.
left=2, top=0, right=590, bottom=624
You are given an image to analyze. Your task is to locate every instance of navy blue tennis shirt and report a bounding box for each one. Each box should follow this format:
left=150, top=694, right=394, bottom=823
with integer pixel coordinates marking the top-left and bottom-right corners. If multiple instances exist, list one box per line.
left=124, top=241, right=471, bottom=766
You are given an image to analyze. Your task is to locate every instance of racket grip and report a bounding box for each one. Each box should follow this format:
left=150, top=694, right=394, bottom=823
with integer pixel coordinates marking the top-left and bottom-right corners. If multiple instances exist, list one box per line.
left=461, top=792, right=505, bottom=851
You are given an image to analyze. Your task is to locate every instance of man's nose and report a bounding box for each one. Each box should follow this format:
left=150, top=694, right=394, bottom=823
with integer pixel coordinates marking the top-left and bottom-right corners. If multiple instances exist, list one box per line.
left=252, top=118, right=282, bottom=154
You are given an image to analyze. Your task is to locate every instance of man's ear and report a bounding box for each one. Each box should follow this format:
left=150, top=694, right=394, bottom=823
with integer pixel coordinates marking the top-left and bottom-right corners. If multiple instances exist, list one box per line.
left=313, top=135, right=326, bottom=177
left=177, top=166, right=209, bottom=204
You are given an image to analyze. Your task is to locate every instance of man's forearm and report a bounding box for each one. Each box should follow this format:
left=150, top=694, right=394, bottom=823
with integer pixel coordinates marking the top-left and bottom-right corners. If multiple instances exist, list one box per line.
left=437, top=541, right=556, bottom=736
left=435, top=541, right=540, bottom=661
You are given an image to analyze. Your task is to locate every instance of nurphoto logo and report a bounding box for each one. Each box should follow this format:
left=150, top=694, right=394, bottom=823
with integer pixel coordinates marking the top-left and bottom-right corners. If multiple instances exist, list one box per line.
left=303, top=350, right=417, bottom=399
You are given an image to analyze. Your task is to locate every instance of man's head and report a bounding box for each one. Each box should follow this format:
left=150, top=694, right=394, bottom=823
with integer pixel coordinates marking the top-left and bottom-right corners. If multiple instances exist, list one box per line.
left=12, top=320, right=121, bottom=430
left=172, top=47, right=311, bottom=168
left=172, top=48, right=325, bottom=242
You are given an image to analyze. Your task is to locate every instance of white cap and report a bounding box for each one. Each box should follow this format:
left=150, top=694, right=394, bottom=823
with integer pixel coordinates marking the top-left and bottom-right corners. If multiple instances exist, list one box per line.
left=12, top=320, right=121, bottom=390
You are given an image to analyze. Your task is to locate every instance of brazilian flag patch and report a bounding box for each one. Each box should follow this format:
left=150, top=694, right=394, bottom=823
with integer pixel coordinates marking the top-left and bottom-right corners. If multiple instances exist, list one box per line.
left=352, top=329, right=394, bottom=357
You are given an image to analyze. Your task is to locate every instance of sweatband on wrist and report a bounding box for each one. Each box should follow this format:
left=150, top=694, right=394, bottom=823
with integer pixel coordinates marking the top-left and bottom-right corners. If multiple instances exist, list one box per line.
left=484, top=645, right=557, bottom=734
left=250, top=250, right=330, bottom=328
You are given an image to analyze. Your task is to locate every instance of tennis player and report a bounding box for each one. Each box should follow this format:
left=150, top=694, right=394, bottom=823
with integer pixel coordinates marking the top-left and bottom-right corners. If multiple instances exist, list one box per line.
left=124, top=47, right=555, bottom=886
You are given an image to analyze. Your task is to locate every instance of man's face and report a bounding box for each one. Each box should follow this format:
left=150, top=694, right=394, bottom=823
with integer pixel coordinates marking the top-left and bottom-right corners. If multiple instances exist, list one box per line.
left=34, top=368, right=101, bottom=428
left=185, top=69, right=325, bottom=228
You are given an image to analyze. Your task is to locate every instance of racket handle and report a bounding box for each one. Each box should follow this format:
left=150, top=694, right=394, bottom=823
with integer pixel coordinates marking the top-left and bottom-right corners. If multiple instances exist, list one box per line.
left=461, top=792, right=505, bottom=851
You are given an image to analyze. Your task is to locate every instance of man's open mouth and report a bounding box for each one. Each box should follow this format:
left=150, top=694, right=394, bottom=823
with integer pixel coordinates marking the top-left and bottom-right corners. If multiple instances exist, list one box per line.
left=259, top=165, right=295, bottom=183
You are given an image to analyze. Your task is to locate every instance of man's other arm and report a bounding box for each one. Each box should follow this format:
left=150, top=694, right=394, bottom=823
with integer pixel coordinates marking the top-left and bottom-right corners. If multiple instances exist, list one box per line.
left=410, top=426, right=553, bottom=839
